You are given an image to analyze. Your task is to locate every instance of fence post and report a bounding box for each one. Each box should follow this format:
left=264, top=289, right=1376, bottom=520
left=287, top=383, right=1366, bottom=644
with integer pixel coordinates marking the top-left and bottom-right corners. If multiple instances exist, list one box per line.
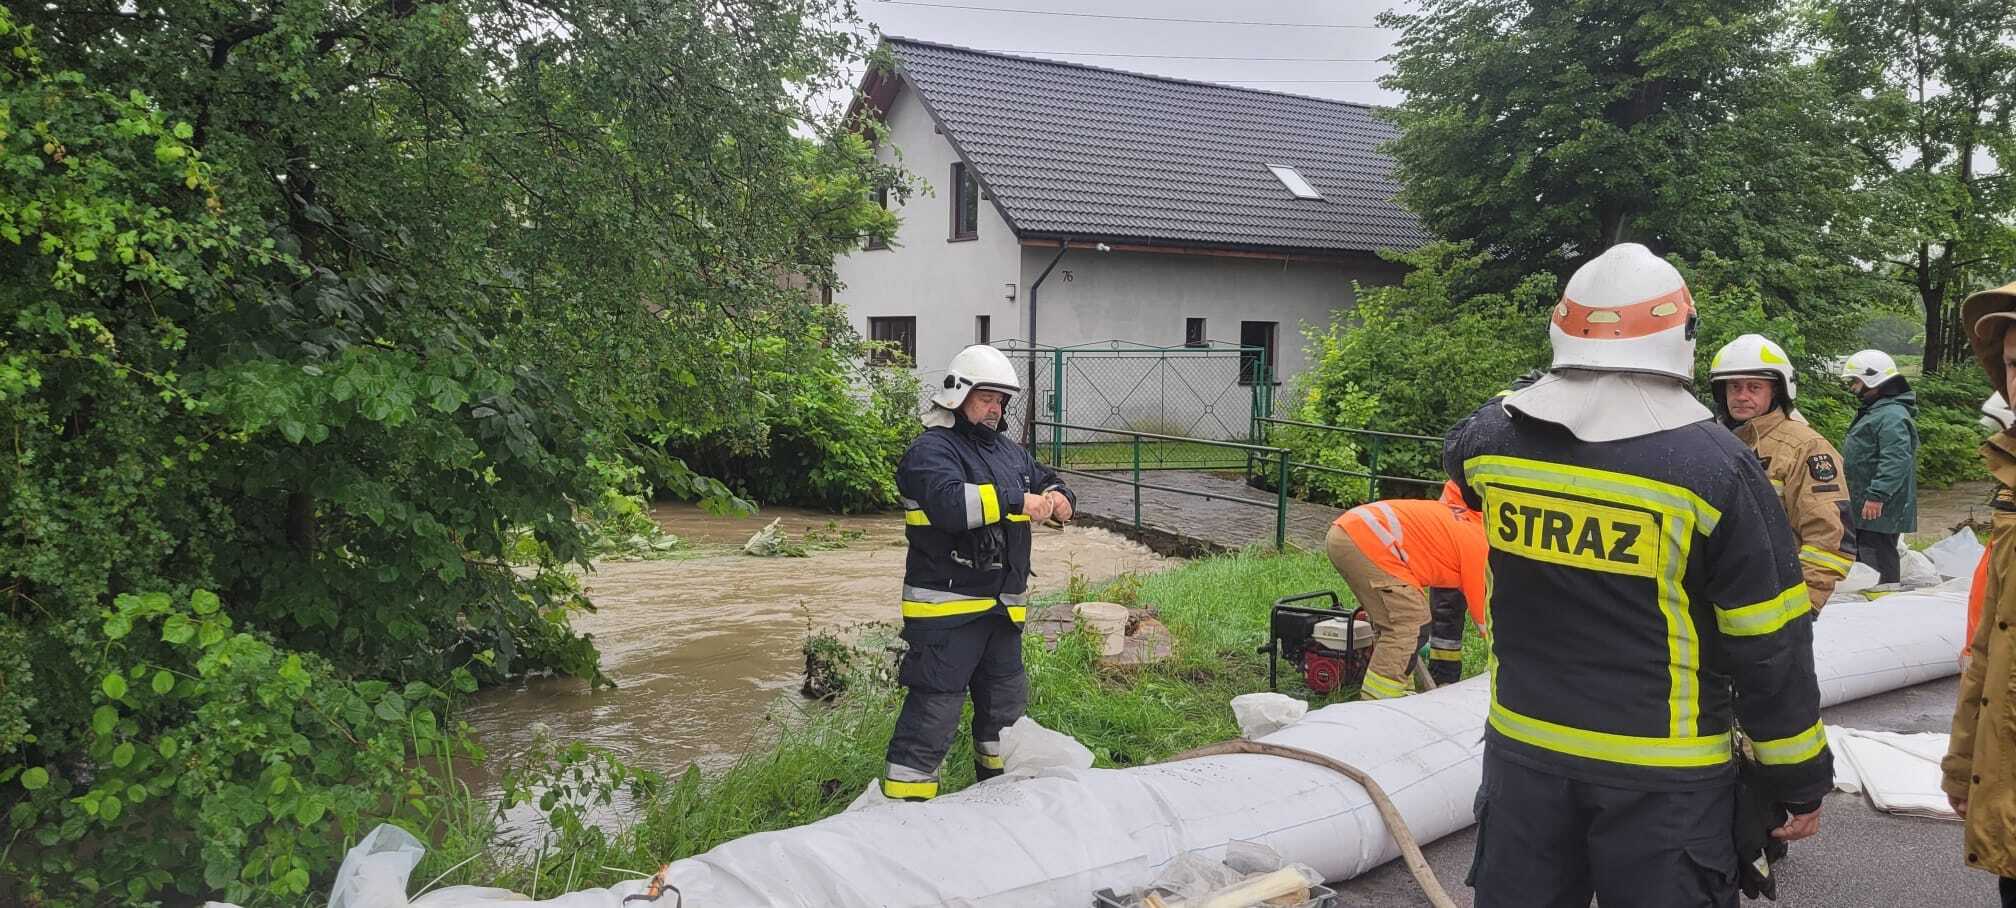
left=1367, top=435, right=1383, bottom=502
left=1050, top=349, right=1064, bottom=466
left=1132, top=433, right=1143, bottom=535
left=1274, top=447, right=1289, bottom=550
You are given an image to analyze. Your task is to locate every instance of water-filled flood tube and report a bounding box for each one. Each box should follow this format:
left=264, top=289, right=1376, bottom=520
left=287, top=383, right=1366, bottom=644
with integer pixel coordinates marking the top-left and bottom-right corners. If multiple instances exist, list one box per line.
left=644, top=593, right=1963, bottom=907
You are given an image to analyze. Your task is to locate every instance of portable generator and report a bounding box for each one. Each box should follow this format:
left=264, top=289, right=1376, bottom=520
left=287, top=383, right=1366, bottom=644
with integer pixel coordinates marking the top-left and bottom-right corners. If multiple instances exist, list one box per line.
left=1257, top=590, right=1375, bottom=695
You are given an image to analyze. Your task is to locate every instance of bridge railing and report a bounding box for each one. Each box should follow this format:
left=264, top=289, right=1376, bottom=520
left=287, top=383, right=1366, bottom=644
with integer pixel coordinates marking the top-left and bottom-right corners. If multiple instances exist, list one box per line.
left=1031, top=420, right=1293, bottom=550
left=1247, top=416, right=1445, bottom=503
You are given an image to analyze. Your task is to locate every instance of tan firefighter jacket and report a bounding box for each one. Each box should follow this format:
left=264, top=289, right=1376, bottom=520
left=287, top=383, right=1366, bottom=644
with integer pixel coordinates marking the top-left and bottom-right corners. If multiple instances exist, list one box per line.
left=1733, top=408, right=1855, bottom=608
left=1943, top=431, right=2016, bottom=878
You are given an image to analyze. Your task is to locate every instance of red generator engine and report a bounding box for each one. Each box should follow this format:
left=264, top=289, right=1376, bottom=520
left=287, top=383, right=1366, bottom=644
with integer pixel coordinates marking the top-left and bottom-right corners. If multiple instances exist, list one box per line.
left=1258, top=590, right=1374, bottom=695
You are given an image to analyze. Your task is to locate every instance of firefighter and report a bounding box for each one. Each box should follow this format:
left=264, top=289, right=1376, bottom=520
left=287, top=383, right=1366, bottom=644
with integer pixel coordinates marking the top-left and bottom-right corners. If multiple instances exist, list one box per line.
left=880, top=344, right=1075, bottom=802
left=1444, top=243, right=1830, bottom=907
left=1946, top=280, right=2016, bottom=906
left=1708, top=334, right=1855, bottom=611
left=1324, top=487, right=1489, bottom=699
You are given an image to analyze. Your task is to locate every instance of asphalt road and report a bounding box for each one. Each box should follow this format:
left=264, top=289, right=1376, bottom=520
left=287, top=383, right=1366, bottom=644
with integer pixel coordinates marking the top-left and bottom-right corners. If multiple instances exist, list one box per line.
left=1330, top=677, right=1994, bottom=907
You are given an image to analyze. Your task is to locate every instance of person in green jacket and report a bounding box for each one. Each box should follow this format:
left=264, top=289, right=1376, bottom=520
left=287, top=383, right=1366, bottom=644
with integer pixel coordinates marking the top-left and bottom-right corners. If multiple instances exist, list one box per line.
left=1841, top=349, right=1920, bottom=584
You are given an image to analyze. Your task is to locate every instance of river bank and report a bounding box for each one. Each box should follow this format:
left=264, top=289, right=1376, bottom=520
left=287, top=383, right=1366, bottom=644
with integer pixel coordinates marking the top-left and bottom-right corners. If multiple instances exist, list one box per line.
left=421, top=546, right=1488, bottom=896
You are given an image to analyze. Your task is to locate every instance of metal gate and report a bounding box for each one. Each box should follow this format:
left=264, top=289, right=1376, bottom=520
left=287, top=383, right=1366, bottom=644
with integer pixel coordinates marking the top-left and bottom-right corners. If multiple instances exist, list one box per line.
left=992, top=340, right=1272, bottom=470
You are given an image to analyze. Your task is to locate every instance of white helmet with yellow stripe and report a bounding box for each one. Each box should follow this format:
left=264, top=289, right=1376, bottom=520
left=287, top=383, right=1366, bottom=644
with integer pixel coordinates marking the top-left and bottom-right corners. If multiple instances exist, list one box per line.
left=1709, top=334, right=1799, bottom=402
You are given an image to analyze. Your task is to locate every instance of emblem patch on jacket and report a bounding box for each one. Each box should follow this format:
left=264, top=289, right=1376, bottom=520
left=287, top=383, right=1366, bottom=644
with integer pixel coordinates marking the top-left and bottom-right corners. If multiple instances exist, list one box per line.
left=1806, top=454, right=1838, bottom=482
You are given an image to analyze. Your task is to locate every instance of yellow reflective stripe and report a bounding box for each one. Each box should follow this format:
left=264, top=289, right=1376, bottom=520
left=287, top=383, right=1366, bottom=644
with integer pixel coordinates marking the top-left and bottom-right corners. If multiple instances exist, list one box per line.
left=1006, top=513, right=1031, bottom=522
left=1799, top=546, right=1852, bottom=577
left=1752, top=721, right=1828, bottom=766
left=1464, top=455, right=1723, bottom=533
left=978, top=483, right=1001, bottom=524
left=1361, top=671, right=1410, bottom=699
left=901, top=598, right=998, bottom=619
left=976, top=752, right=1005, bottom=770
left=1717, top=584, right=1809, bottom=637
left=1006, top=605, right=1026, bottom=623
left=1489, top=702, right=1732, bottom=768
left=1430, top=648, right=1463, bottom=661
left=1464, top=455, right=1703, bottom=739
left=880, top=778, right=938, bottom=800
left=904, top=509, right=931, bottom=526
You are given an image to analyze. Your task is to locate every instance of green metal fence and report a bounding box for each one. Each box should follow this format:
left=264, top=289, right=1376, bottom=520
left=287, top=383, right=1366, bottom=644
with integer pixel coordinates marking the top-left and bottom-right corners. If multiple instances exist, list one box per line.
left=998, top=340, right=1270, bottom=470
left=1032, top=420, right=1294, bottom=549
left=1247, top=416, right=1445, bottom=501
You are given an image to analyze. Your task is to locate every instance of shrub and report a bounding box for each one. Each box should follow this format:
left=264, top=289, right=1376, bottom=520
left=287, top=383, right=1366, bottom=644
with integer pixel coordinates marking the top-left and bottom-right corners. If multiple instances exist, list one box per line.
left=1909, top=366, right=1996, bottom=488
left=668, top=347, right=923, bottom=513
left=1273, top=244, right=1554, bottom=505
left=4, top=591, right=477, bottom=905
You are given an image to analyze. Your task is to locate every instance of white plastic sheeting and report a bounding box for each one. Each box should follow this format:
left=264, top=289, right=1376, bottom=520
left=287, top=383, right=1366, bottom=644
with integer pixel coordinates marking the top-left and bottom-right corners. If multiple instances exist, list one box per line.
left=281, top=591, right=1966, bottom=908
left=1827, top=726, right=1959, bottom=820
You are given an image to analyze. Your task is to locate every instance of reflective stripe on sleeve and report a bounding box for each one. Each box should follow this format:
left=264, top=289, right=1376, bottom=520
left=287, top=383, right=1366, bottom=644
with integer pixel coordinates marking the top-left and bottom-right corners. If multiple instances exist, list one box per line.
left=1799, top=545, right=1853, bottom=577
left=1716, top=584, right=1810, bottom=637
left=978, top=483, right=1001, bottom=525
left=1752, top=721, right=1828, bottom=766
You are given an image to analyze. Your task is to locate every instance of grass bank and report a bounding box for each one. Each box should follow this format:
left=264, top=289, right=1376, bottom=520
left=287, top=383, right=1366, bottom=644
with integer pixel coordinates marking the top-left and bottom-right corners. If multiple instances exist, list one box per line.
left=417, top=548, right=1486, bottom=897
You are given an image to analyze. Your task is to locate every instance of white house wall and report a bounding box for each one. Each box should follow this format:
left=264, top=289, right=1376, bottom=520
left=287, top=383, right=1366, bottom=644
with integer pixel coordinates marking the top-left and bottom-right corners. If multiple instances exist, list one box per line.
left=1017, top=247, right=1401, bottom=438
left=833, top=87, right=1022, bottom=385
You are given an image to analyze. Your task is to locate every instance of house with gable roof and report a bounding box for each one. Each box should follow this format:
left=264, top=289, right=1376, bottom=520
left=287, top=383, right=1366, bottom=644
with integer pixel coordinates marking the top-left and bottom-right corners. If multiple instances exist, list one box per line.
left=838, top=37, right=1431, bottom=419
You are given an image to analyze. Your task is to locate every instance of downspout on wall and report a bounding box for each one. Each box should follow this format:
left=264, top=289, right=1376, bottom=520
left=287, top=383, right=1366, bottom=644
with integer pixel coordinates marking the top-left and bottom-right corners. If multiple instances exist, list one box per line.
left=1023, top=238, right=1073, bottom=444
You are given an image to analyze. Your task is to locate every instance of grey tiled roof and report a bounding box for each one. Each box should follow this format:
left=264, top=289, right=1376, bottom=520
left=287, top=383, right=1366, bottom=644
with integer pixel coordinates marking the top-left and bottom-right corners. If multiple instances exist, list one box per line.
left=884, top=37, right=1431, bottom=255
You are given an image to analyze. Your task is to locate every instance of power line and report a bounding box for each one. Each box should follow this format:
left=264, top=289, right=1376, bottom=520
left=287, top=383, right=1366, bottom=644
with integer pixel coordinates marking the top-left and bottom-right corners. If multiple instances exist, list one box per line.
left=989, top=50, right=1384, bottom=62
left=870, top=0, right=1393, bottom=30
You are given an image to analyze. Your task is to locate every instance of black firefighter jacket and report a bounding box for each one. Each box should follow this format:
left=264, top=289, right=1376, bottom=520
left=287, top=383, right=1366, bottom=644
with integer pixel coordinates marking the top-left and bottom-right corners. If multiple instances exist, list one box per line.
left=1445, top=402, right=1833, bottom=808
left=896, top=417, right=1073, bottom=640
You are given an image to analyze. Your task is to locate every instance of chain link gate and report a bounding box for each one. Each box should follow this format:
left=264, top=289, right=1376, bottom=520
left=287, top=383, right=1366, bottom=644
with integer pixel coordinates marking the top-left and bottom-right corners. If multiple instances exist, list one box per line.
left=992, top=340, right=1271, bottom=470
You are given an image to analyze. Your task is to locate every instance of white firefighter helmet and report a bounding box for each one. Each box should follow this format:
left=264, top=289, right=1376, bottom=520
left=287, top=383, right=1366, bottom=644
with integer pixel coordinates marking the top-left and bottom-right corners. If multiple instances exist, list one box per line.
left=1708, top=333, right=1799, bottom=402
left=1500, top=243, right=1712, bottom=442
left=1547, top=242, right=1698, bottom=379
left=1984, top=392, right=2015, bottom=433
left=1840, top=349, right=1900, bottom=388
left=929, top=344, right=1021, bottom=411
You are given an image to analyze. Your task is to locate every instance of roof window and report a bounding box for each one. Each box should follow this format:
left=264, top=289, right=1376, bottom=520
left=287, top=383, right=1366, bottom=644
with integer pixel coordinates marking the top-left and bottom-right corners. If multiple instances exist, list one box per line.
left=1266, top=164, right=1323, bottom=200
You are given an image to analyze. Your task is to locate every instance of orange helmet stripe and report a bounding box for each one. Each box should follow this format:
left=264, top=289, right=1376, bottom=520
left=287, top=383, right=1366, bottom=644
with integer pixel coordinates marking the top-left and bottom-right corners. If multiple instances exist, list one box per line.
left=1552, top=286, right=1696, bottom=341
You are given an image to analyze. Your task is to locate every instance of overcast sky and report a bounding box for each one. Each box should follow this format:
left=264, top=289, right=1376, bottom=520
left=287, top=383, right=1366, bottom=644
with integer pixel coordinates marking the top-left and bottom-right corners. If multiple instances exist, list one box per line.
left=826, top=0, right=1415, bottom=112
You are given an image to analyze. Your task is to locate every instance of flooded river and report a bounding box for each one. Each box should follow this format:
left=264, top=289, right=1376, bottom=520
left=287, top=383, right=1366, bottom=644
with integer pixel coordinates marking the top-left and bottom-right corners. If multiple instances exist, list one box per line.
left=461, top=502, right=1168, bottom=825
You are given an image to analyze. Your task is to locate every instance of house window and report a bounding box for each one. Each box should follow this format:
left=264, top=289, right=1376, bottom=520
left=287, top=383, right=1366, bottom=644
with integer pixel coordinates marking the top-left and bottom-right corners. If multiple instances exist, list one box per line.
left=868, top=316, right=916, bottom=366
left=1240, top=320, right=1278, bottom=385
left=975, top=315, right=991, bottom=344
left=865, top=186, right=889, bottom=250
left=1184, top=318, right=1207, bottom=348
left=950, top=162, right=979, bottom=240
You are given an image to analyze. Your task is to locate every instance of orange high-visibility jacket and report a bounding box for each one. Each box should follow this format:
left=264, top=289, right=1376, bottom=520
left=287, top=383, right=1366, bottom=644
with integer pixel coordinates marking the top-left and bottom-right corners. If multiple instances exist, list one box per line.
left=1970, top=541, right=1992, bottom=658
left=1333, top=493, right=1490, bottom=631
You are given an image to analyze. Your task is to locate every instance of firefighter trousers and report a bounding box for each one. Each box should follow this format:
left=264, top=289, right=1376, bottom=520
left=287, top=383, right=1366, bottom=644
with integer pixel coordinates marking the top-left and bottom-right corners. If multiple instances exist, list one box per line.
left=883, top=613, right=1028, bottom=797
left=1467, top=749, right=1740, bottom=908
left=1325, top=525, right=1430, bottom=697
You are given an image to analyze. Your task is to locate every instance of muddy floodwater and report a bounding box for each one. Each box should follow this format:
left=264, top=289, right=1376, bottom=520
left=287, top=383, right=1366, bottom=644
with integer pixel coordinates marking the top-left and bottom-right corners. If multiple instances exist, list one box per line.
left=461, top=502, right=1168, bottom=826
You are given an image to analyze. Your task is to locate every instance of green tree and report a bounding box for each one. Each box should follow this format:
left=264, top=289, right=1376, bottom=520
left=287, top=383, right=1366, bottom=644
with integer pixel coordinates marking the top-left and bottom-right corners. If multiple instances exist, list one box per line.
left=1811, top=0, right=2016, bottom=372
left=1, top=0, right=897, bottom=901
left=1377, top=0, right=1884, bottom=331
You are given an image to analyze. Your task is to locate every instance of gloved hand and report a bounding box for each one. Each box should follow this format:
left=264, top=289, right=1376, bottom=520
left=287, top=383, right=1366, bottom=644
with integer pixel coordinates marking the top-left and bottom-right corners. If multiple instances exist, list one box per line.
left=1733, top=758, right=1788, bottom=901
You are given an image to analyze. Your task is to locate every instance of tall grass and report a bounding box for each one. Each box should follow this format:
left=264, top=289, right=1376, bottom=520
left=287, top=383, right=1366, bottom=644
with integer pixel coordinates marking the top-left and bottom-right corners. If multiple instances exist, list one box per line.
left=415, top=548, right=1487, bottom=894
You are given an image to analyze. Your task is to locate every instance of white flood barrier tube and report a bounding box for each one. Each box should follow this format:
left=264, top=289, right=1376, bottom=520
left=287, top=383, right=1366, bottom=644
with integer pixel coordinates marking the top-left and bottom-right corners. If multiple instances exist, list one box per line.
left=654, top=592, right=1966, bottom=907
